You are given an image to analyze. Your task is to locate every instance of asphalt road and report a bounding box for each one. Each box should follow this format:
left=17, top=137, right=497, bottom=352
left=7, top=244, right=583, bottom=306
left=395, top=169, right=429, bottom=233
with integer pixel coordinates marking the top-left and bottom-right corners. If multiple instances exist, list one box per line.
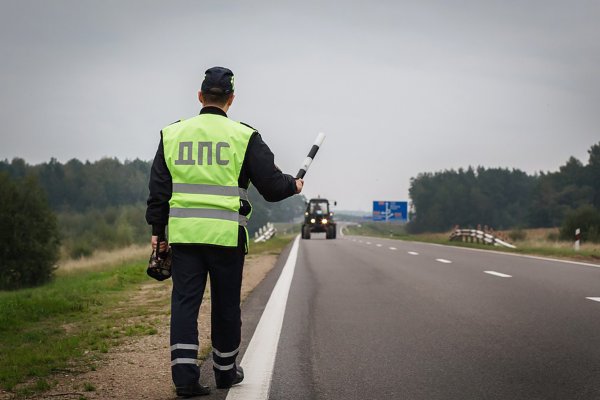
left=264, top=232, right=600, bottom=400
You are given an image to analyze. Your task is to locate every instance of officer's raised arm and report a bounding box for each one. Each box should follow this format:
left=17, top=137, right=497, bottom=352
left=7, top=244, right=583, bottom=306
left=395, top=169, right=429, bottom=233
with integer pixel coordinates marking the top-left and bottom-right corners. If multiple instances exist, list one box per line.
left=242, top=131, right=303, bottom=202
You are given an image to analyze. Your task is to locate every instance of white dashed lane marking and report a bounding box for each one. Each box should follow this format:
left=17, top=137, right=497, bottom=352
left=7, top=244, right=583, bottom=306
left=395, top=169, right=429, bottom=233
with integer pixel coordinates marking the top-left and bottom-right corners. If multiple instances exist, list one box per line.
left=484, top=271, right=512, bottom=278
left=347, top=239, right=600, bottom=305
left=586, top=297, right=600, bottom=303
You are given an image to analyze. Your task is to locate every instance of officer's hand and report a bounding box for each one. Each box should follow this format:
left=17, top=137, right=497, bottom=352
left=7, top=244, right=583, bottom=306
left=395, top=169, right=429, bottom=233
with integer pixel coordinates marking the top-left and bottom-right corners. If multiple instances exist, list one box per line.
left=295, top=179, right=304, bottom=194
left=151, top=235, right=168, bottom=253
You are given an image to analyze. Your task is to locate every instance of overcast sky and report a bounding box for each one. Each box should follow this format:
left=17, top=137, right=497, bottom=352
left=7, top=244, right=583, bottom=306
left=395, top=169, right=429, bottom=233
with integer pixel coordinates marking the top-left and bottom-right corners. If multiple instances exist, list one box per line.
left=1, top=1, right=598, bottom=211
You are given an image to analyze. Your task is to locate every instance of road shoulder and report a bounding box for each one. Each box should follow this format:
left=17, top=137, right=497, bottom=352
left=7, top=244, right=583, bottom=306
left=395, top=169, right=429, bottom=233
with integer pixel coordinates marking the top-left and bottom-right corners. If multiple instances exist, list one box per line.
left=29, top=242, right=293, bottom=400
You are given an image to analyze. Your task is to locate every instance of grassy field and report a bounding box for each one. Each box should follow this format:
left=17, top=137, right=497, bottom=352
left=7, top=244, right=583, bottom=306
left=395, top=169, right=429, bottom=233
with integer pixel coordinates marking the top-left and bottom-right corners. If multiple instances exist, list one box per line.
left=56, top=244, right=148, bottom=274
left=0, top=235, right=294, bottom=398
left=0, top=256, right=153, bottom=397
left=344, top=223, right=600, bottom=262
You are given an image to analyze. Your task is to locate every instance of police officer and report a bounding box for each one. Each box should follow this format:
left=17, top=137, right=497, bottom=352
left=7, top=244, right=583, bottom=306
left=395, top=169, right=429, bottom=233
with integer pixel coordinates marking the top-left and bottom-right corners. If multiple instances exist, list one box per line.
left=146, top=66, right=303, bottom=397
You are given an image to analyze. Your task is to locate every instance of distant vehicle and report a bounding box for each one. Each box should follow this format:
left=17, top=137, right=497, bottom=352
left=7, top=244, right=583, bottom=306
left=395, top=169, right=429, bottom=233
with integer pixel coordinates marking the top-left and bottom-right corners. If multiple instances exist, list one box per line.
left=301, top=198, right=337, bottom=240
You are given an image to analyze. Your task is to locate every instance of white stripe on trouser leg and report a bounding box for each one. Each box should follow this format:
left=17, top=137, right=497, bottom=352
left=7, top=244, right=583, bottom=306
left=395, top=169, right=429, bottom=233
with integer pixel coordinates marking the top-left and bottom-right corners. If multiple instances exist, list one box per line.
left=170, top=343, right=199, bottom=351
left=171, top=358, right=198, bottom=366
left=213, top=346, right=240, bottom=358
left=213, top=362, right=235, bottom=371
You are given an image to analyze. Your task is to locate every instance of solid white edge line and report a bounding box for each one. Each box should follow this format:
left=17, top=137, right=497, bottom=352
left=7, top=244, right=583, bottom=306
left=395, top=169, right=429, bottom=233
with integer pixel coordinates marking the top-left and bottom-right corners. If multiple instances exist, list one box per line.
left=484, top=271, right=512, bottom=278
left=436, top=258, right=452, bottom=264
left=586, top=297, right=600, bottom=303
left=226, top=236, right=300, bottom=400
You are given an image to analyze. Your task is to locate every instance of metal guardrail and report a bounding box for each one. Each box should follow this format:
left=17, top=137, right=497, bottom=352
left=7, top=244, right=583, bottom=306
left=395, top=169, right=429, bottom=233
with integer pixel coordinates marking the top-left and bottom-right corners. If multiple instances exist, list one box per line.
left=254, top=222, right=277, bottom=243
left=449, top=229, right=516, bottom=249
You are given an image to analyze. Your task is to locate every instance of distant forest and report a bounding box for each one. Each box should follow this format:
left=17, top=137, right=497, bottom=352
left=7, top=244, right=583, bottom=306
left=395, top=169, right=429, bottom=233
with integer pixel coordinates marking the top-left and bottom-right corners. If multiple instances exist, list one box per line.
left=408, top=141, right=600, bottom=234
left=0, top=158, right=306, bottom=257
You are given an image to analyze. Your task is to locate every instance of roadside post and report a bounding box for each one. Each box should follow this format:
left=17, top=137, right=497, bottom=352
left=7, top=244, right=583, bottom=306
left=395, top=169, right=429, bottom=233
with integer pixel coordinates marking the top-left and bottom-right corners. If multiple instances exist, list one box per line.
left=575, top=228, right=581, bottom=251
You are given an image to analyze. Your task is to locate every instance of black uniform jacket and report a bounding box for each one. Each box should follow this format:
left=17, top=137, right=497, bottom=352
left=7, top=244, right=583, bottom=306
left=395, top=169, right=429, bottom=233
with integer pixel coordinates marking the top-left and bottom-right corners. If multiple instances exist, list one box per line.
left=146, top=106, right=297, bottom=240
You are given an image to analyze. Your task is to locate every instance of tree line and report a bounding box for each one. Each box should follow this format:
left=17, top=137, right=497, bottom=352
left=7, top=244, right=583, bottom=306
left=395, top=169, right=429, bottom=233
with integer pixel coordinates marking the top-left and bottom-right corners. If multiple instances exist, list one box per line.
left=0, top=157, right=306, bottom=288
left=408, top=141, right=600, bottom=241
left=0, top=157, right=151, bottom=212
left=0, top=157, right=306, bottom=227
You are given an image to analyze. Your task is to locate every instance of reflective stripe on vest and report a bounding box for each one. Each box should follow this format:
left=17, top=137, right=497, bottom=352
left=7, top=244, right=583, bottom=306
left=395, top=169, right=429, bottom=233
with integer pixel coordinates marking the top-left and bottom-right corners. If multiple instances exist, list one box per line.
left=163, top=114, right=254, bottom=246
left=170, top=208, right=248, bottom=226
left=172, top=183, right=248, bottom=199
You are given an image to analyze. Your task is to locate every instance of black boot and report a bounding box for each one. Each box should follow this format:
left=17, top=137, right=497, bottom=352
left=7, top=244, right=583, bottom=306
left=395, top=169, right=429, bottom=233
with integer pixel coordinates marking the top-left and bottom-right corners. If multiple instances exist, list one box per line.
left=216, top=365, right=244, bottom=389
left=176, top=381, right=211, bottom=398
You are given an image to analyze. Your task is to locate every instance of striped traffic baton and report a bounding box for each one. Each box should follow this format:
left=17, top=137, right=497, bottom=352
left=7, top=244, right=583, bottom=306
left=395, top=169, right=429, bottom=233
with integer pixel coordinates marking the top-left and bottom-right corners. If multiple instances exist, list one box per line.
left=296, top=132, right=326, bottom=179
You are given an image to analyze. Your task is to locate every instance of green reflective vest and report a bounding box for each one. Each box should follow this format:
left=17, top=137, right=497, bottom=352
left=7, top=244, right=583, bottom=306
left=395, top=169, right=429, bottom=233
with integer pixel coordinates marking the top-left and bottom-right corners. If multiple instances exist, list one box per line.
left=162, top=113, right=254, bottom=246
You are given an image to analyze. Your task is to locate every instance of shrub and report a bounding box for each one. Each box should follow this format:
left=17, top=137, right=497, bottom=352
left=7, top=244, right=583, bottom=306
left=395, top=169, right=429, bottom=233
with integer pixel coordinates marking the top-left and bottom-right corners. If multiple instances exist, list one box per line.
left=0, top=173, right=60, bottom=289
left=69, top=240, right=94, bottom=259
left=588, top=226, right=600, bottom=243
left=58, top=203, right=149, bottom=257
left=508, top=228, right=527, bottom=242
left=559, top=205, right=600, bottom=243
left=546, top=231, right=559, bottom=242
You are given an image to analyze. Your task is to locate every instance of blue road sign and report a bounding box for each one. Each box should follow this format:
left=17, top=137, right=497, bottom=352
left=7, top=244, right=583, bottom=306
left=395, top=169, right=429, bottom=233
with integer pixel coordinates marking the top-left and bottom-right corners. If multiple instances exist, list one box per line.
left=372, top=201, right=408, bottom=222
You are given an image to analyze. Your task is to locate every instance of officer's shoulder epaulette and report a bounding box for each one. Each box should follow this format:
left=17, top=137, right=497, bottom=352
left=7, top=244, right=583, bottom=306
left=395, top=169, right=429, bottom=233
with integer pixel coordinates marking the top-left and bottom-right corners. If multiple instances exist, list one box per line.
left=160, top=120, right=183, bottom=136
left=239, top=121, right=258, bottom=132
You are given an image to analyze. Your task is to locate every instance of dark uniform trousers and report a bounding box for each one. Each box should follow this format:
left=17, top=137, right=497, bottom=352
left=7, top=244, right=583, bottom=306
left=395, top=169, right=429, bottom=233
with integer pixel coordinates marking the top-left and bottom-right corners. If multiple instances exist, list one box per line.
left=170, top=229, right=245, bottom=387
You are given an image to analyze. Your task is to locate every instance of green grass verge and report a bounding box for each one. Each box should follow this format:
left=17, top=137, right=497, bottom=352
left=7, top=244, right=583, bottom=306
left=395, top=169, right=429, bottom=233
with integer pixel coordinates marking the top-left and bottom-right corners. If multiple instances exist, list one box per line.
left=250, top=234, right=296, bottom=255
left=0, top=256, right=157, bottom=396
left=0, top=235, right=295, bottom=397
left=345, top=223, right=600, bottom=262
left=344, top=222, right=409, bottom=239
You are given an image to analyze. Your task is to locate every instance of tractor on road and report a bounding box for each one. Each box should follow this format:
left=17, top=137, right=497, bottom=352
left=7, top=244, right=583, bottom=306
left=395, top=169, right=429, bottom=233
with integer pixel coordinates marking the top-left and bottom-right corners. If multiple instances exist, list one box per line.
left=301, top=198, right=336, bottom=240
